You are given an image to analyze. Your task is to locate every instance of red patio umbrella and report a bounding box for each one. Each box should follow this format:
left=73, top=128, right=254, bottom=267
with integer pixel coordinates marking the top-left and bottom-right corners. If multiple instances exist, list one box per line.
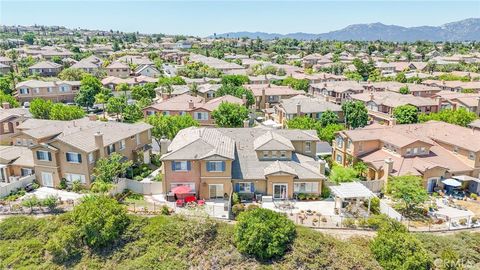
left=172, top=185, right=193, bottom=195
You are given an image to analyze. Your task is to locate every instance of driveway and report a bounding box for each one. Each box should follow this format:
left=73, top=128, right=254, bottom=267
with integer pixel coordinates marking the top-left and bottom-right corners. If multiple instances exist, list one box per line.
left=23, top=187, right=85, bottom=201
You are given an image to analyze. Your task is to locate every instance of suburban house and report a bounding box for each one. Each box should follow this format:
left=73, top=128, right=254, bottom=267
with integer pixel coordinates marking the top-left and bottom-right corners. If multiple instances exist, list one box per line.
left=189, top=53, right=246, bottom=75
left=269, top=95, right=344, bottom=126
left=350, top=91, right=440, bottom=125
left=245, top=84, right=302, bottom=110
left=101, top=75, right=157, bottom=90
left=197, top=84, right=222, bottom=101
left=0, top=56, right=13, bottom=66
left=106, top=61, right=131, bottom=78
left=15, top=79, right=81, bottom=104
left=160, top=127, right=325, bottom=200
left=0, top=146, right=35, bottom=184
left=28, top=61, right=63, bottom=76
left=310, top=81, right=365, bottom=104
left=134, top=65, right=161, bottom=78
left=332, top=121, right=480, bottom=192
left=432, top=91, right=480, bottom=115
left=70, top=57, right=102, bottom=73
left=366, top=82, right=442, bottom=97
left=0, top=63, right=11, bottom=75
left=0, top=105, right=31, bottom=144
left=12, top=118, right=152, bottom=187
left=422, top=80, right=480, bottom=93
left=143, top=94, right=244, bottom=126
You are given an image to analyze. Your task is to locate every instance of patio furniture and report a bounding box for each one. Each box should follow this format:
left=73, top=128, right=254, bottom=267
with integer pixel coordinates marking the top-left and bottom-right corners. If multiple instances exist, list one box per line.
left=184, top=196, right=197, bottom=203
left=176, top=199, right=184, bottom=207
left=198, top=200, right=205, bottom=206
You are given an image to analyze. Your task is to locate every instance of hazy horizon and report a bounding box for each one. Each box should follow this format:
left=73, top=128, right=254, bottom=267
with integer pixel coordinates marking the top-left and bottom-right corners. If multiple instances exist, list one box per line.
left=1, top=1, right=479, bottom=36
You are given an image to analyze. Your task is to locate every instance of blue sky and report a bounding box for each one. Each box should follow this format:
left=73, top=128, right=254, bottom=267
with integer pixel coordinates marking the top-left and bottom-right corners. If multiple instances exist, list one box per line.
left=1, top=1, right=479, bottom=36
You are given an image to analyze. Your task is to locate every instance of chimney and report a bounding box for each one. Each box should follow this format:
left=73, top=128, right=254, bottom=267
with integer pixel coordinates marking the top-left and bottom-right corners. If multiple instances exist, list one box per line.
left=162, top=93, right=169, bottom=101
left=382, top=158, right=394, bottom=183
left=296, top=102, right=302, bottom=116
left=243, top=119, right=249, bottom=128
left=476, top=97, right=480, bottom=116
left=188, top=100, right=194, bottom=109
left=88, top=114, right=97, bottom=121
left=2, top=102, right=10, bottom=109
left=159, top=136, right=171, bottom=156
left=319, top=159, right=326, bottom=176
left=242, top=94, right=247, bottom=105
left=95, top=132, right=106, bottom=157
left=369, top=92, right=374, bottom=101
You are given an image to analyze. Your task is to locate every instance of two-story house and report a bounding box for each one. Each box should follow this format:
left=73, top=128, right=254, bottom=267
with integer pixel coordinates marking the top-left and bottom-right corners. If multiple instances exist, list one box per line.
left=310, top=81, right=365, bottom=104
left=0, top=146, right=35, bottom=184
left=106, top=61, right=131, bottom=78
left=245, top=84, right=302, bottom=110
left=161, top=127, right=326, bottom=200
left=15, top=79, right=81, bottom=104
left=143, top=94, right=245, bottom=126
left=332, top=121, right=480, bottom=193
left=13, top=118, right=152, bottom=188
left=28, top=61, right=63, bottom=76
left=0, top=104, right=31, bottom=144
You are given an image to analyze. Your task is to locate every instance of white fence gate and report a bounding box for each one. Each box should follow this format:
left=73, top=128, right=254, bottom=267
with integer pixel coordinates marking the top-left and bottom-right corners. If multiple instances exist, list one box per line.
left=110, top=178, right=163, bottom=196
left=0, top=175, right=35, bottom=198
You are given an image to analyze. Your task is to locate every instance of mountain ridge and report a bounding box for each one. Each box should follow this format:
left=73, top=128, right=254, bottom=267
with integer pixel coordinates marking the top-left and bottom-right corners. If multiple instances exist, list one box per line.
left=211, top=18, right=480, bottom=41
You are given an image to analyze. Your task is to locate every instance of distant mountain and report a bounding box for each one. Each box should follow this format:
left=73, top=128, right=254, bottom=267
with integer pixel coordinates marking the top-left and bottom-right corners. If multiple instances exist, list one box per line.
left=211, top=18, right=480, bottom=41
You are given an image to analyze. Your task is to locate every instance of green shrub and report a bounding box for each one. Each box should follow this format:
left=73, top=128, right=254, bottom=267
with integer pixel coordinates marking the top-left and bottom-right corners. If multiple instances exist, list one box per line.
left=232, top=192, right=240, bottom=205
left=246, top=204, right=259, bottom=211
left=71, top=180, right=84, bottom=192
left=470, top=193, right=478, bottom=200
left=70, top=195, right=129, bottom=248
left=234, top=208, right=296, bottom=260
left=59, top=178, right=67, bottom=190
left=22, top=195, right=40, bottom=207
left=45, top=225, right=82, bottom=263
left=232, top=203, right=245, bottom=217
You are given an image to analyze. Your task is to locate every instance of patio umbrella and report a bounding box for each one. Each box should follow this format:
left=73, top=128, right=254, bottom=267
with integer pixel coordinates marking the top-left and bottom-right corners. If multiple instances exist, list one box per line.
left=442, top=178, right=462, bottom=187
left=172, top=185, right=192, bottom=194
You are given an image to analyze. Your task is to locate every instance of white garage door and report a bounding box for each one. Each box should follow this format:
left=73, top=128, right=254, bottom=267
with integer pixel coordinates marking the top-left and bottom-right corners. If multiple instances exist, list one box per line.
left=41, top=172, right=54, bottom=187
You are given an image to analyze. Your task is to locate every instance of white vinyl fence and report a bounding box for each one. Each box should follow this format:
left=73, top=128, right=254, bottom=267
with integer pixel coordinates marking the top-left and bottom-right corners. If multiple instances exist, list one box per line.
left=0, top=175, right=35, bottom=198
left=110, top=178, right=163, bottom=196
left=380, top=200, right=403, bottom=221
left=360, top=180, right=385, bottom=193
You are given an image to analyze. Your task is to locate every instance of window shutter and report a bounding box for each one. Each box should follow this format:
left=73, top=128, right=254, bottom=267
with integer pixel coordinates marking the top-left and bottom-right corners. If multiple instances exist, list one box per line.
left=221, top=161, right=226, bottom=172
left=234, top=183, right=240, bottom=192
left=78, top=154, right=82, bottom=163
left=36, top=151, right=41, bottom=160
left=250, top=183, right=255, bottom=193
left=206, top=162, right=211, bottom=172
left=187, top=161, right=191, bottom=171
left=65, top=153, right=70, bottom=162
left=47, top=152, right=52, bottom=161
left=171, top=162, right=176, bottom=171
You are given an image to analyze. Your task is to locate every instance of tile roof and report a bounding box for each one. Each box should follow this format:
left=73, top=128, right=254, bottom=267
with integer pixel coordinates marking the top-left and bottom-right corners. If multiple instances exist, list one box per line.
left=279, top=95, right=342, bottom=114
left=29, top=61, right=62, bottom=69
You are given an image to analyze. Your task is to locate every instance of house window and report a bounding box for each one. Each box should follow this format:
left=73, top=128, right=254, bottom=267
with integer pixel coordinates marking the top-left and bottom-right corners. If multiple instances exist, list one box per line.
left=136, top=134, right=140, bottom=145
left=294, top=182, right=319, bottom=193
left=336, top=153, right=343, bottom=163
left=34, top=88, right=39, bottom=93
left=172, top=161, right=190, bottom=171
left=19, top=88, right=29, bottom=94
left=280, top=151, right=286, bottom=158
left=179, top=111, right=186, bottom=116
left=162, top=111, right=170, bottom=116
left=271, top=151, right=277, bottom=158
left=47, top=87, right=53, bottom=93
left=206, top=161, right=226, bottom=172
left=65, top=173, right=86, bottom=184
left=305, top=141, right=312, bottom=153
left=238, top=182, right=252, bottom=193
left=119, top=139, right=126, bottom=150
left=263, top=151, right=269, bottom=158
left=420, top=147, right=426, bottom=154
left=88, top=152, right=95, bottom=164
left=194, top=112, right=209, bottom=120
left=335, top=136, right=343, bottom=148
left=107, top=144, right=116, bottom=155
left=469, top=151, right=475, bottom=160
left=21, top=168, right=33, bottom=176
left=36, top=150, right=52, bottom=161
left=406, top=148, right=412, bottom=155
left=66, top=152, right=82, bottom=163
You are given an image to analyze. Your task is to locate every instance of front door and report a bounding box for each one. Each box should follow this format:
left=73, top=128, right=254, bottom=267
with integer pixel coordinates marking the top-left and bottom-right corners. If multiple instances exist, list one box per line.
left=427, top=178, right=438, bottom=193
left=41, top=172, right=54, bottom=187
left=273, top=184, right=288, bottom=199
left=209, top=184, right=224, bottom=199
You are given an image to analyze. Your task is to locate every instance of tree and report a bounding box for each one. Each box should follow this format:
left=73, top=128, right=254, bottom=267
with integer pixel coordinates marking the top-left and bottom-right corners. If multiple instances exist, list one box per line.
left=399, top=86, right=410, bottom=95
left=115, top=83, right=130, bottom=98
left=234, top=208, right=296, bottom=260
left=0, top=77, right=13, bottom=95
left=215, top=84, right=254, bottom=107
left=23, top=32, right=35, bottom=45
left=145, top=114, right=199, bottom=144
left=0, top=92, right=20, bottom=108
left=29, top=98, right=53, bottom=119
left=329, top=165, right=358, bottom=184
left=342, top=101, right=368, bottom=129
left=76, top=75, right=102, bottom=108
left=319, top=110, right=339, bottom=127
left=95, top=88, right=113, bottom=118
left=387, top=175, right=428, bottom=217
left=318, top=123, right=344, bottom=144
left=58, top=68, right=86, bottom=81
left=221, top=74, right=249, bottom=86
left=92, top=153, right=132, bottom=184
left=419, top=108, right=477, bottom=127
left=370, top=217, right=432, bottom=270
left=131, top=83, right=156, bottom=100
left=286, top=116, right=318, bottom=130
left=122, top=104, right=143, bottom=123
left=70, top=195, right=129, bottom=248
left=281, top=76, right=309, bottom=92
left=46, top=225, right=82, bottom=263
left=106, top=95, right=127, bottom=120
left=393, top=105, right=418, bottom=124
left=211, top=102, right=249, bottom=128
left=158, top=76, right=186, bottom=86
left=49, top=103, right=85, bottom=120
